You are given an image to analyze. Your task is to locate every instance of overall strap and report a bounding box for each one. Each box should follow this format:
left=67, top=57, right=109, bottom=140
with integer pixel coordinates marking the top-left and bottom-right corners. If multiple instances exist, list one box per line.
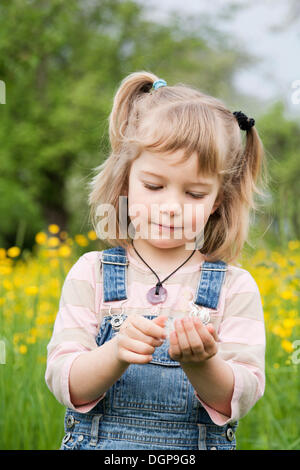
left=101, top=246, right=128, bottom=302
left=101, top=246, right=227, bottom=309
left=194, top=260, right=227, bottom=310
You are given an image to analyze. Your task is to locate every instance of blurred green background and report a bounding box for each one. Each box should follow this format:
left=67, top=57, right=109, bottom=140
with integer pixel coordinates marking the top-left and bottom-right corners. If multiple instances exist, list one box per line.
left=0, top=0, right=299, bottom=451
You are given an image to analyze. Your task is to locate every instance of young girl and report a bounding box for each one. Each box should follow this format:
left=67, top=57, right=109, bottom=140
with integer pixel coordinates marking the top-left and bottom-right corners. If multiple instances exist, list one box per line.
left=45, top=71, right=267, bottom=450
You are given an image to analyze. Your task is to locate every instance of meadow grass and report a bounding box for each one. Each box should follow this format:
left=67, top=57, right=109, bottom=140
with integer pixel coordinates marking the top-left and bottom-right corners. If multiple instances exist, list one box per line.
left=0, top=228, right=299, bottom=450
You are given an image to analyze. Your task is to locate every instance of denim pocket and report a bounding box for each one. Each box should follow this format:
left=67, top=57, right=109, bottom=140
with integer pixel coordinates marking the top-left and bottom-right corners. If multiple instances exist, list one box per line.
left=112, top=360, right=189, bottom=414
left=200, top=422, right=238, bottom=450
left=60, top=432, right=93, bottom=450
left=61, top=410, right=104, bottom=450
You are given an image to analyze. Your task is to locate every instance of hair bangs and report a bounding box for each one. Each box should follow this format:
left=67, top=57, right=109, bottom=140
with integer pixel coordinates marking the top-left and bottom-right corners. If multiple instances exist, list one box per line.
left=132, top=101, right=226, bottom=177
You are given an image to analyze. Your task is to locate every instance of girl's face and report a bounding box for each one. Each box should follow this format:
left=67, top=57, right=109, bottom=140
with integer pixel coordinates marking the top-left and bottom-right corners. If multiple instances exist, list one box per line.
left=127, top=149, right=220, bottom=250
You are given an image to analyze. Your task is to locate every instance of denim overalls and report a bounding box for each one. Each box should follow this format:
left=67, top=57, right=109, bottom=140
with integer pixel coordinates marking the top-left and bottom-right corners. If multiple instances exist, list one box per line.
left=60, top=246, right=238, bottom=450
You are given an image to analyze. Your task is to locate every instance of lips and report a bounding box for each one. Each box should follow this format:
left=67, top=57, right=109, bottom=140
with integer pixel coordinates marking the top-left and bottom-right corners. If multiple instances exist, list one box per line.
left=153, top=223, right=182, bottom=229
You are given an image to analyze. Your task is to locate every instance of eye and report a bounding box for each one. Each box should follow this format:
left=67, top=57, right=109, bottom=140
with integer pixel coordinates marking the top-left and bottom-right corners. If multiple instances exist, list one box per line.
left=143, top=184, right=206, bottom=199
left=143, top=184, right=162, bottom=191
left=189, top=193, right=205, bottom=199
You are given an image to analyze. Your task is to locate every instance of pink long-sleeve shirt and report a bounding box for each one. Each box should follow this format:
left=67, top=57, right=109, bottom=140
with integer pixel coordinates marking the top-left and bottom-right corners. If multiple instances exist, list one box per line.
left=45, top=250, right=266, bottom=426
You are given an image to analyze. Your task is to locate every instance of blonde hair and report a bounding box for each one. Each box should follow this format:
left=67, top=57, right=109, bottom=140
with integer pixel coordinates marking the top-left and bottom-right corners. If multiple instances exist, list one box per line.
left=88, top=70, right=269, bottom=265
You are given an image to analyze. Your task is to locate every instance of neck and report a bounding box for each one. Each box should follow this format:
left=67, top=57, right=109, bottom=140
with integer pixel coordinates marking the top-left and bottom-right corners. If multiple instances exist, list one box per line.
left=127, top=239, right=205, bottom=274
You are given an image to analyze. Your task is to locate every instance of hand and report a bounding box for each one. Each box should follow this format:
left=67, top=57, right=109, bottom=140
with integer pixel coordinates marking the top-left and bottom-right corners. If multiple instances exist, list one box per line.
left=168, top=316, right=218, bottom=365
left=114, top=314, right=168, bottom=365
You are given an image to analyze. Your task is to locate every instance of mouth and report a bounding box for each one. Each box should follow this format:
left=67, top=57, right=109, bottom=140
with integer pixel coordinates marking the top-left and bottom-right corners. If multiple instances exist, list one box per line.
left=153, top=223, right=182, bottom=230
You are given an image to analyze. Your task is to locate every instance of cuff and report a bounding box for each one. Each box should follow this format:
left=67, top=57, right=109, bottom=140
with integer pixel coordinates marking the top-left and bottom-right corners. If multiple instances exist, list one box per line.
left=194, top=360, right=243, bottom=425
left=61, top=351, right=106, bottom=413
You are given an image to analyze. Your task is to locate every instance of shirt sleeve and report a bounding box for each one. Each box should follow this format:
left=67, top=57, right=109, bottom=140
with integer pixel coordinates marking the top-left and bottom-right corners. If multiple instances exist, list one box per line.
left=194, top=269, right=266, bottom=426
left=45, top=252, right=105, bottom=413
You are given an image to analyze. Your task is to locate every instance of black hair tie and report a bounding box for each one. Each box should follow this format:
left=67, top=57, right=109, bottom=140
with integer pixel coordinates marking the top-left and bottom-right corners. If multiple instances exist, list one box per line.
left=233, top=111, right=255, bottom=131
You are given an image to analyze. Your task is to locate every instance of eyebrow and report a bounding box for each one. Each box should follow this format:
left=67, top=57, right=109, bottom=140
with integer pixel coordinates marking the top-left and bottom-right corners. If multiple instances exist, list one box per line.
left=139, top=171, right=213, bottom=187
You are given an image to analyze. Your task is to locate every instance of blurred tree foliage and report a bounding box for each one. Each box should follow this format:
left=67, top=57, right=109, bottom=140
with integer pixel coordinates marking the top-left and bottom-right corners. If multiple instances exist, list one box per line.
left=0, top=0, right=299, bottom=250
left=256, top=102, right=300, bottom=246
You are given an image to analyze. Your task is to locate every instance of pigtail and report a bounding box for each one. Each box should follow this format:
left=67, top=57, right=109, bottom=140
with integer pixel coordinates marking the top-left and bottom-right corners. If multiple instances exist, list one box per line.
left=108, top=71, right=159, bottom=153
left=203, top=118, right=269, bottom=264
left=239, top=125, right=268, bottom=212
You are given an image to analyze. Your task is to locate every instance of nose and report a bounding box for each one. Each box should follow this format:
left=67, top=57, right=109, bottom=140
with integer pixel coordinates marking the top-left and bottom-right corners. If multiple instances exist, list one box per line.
left=158, top=202, right=182, bottom=227
left=152, top=188, right=183, bottom=225
left=159, top=202, right=181, bottom=216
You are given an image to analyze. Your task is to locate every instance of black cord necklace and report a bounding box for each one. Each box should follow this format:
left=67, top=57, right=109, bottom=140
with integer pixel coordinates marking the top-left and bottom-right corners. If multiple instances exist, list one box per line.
left=131, top=240, right=196, bottom=305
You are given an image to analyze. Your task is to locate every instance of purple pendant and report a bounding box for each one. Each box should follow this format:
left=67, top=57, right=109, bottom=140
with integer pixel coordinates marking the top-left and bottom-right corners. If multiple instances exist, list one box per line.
left=147, top=285, right=168, bottom=304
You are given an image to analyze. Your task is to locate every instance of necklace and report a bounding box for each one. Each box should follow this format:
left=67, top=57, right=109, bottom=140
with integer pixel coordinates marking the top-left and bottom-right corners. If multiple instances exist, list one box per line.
left=131, top=240, right=196, bottom=305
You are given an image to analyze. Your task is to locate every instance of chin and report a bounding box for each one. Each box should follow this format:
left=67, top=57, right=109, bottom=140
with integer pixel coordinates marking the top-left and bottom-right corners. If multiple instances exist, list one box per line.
left=147, top=239, right=185, bottom=249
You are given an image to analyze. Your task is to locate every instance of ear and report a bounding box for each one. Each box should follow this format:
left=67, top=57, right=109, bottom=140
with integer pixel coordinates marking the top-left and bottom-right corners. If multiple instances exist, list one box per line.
left=210, top=203, right=219, bottom=215
left=210, top=199, right=221, bottom=215
left=210, top=189, right=223, bottom=215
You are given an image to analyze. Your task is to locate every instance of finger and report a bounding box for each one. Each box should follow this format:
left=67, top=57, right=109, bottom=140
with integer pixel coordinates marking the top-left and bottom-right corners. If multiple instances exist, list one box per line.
left=168, top=330, right=181, bottom=360
left=174, top=318, right=192, bottom=356
left=118, top=347, right=153, bottom=364
left=118, top=333, right=156, bottom=356
left=131, top=314, right=167, bottom=340
left=120, top=320, right=164, bottom=348
left=152, top=314, right=168, bottom=330
left=181, top=317, right=204, bottom=355
left=206, top=323, right=219, bottom=342
left=193, top=318, right=217, bottom=354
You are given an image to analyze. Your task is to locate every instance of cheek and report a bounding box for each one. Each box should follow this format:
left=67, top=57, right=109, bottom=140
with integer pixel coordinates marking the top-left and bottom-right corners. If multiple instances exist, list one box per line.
left=128, top=187, right=152, bottom=223
left=189, top=198, right=217, bottom=232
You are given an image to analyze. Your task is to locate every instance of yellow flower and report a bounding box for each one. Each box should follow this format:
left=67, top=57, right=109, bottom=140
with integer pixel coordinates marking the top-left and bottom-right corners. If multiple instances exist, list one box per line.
left=48, top=237, right=60, bottom=248
left=3, top=279, right=13, bottom=290
left=273, top=363, right=280, bottom=369
left=48, top=224, right=60, bottom=234
left=19, top=344, right=27, bottom=354
left=46, top=249, right=59, bottom=258
left=254, top=249, right=267, bottom=260
left=25, top=286, right=39, bottom=296
left=58, top=245, right=71, bottom=258
left=0, top=265, right=12, bottom=276
left=13, top=333, right=22, bottom=345
left=39, top=301, right=51, bottom=313
left=50, top=279, right=60, bottom=291
left=7, top=246, right=21, bottom=258
left=87, top=230, right=97, bottom=241
left=288, top=309, right=298, bottom=318
left=50, top=258, right=59, bottom=268
left=270, top=298, right=281, bottom=307
left=13, top=277, right=23, bottom=288
left=281, top=339, right=294, bottom=353
left=271, top=325, right=288, bottom=338
left=26, top=309, right=34, bottom=319
left=30, top=327, right=38, bottom=337
left=26, top=336, right=36, bottom=344
left=0, top=298, right=5, bottom=306
left=0, top=248, right=6, bottom=260
left=288, top=240, right=300, bottom=251
left=35, top=232, right=47, bottom=245
left=281, top=290, right=294, bottom=300
left=6, top=291, right=15, bottom=301
left=36, top=314, right=48, bottom=326
left=75, top=234, right=88, bottom=247
left=283, top=318, right=297, bottom=329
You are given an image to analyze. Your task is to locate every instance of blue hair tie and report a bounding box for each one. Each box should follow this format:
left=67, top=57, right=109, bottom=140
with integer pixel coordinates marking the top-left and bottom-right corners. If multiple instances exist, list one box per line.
left=152, top=79, right=167, bottom=90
